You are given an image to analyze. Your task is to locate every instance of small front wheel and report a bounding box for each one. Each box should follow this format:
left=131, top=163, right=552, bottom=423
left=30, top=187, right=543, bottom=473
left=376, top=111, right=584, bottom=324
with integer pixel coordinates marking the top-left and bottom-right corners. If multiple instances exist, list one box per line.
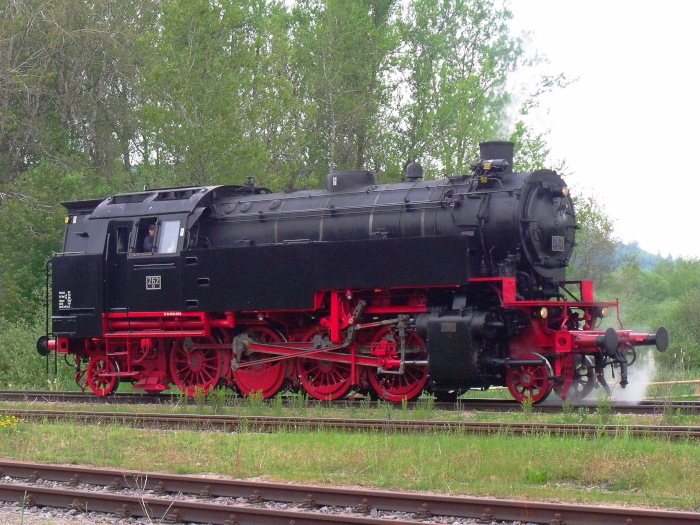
left=506, top=352, right=553, bottom=404
left=86, top=354, right=120, bottom=396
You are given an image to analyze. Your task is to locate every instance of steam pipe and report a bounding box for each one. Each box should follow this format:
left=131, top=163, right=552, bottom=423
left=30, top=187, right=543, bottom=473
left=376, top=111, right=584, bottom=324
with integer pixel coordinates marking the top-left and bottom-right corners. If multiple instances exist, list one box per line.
left=488, top=358, right=547, bottom=367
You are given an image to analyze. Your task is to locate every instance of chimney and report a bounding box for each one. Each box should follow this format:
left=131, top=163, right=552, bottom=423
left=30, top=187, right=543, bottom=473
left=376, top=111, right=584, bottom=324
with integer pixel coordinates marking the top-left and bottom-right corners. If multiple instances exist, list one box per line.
left=479, top=141, right=514, bottom=173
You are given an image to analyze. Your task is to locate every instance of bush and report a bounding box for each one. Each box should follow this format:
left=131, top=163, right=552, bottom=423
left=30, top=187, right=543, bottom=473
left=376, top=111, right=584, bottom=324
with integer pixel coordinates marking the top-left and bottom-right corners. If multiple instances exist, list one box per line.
left=0, top=316, right=74, bottom=390
left=600, top=257, right=700, bottom=373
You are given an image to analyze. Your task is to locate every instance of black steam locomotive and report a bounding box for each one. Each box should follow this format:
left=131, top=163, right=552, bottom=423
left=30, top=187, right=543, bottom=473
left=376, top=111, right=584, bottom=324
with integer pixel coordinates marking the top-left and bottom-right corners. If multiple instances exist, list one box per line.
left=37, top=141, right=668, bottom=402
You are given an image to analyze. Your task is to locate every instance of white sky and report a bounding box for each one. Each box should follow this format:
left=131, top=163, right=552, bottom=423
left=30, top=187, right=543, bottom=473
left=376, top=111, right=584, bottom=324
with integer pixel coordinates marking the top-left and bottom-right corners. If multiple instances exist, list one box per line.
left=508, top=0, right=700, bottom=260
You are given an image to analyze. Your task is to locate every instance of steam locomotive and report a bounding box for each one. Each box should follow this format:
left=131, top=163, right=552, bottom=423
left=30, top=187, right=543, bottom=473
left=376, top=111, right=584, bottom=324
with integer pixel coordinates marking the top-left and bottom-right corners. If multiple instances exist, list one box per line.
left=37, top=141, right=668, bottom=402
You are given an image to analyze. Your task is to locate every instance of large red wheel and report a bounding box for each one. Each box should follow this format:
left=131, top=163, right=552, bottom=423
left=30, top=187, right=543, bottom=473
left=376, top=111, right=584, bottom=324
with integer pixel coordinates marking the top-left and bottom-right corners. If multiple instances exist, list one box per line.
left=506, top=352, right=553, bottom=404
left=554, top=355, right=596, bottom=400
left=233, top=326, right=287, bottom=398
left=297, top=327, right=353, bottom=401
left=86, top=354, right=120, bottom=396
left=366, top=327, right=429, bottom=402
left=169, top=339, right=222, bottom=397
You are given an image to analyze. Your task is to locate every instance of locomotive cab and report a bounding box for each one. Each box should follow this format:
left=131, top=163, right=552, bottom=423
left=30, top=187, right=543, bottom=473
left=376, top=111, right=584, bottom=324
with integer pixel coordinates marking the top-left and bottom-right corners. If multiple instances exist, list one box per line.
left=49, top=188, right=218, bottom=338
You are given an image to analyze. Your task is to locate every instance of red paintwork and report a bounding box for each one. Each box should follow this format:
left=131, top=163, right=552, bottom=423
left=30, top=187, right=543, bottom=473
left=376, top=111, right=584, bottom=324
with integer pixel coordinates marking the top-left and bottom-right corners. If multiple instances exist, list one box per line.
left=45, top=277, right=658, bottom=402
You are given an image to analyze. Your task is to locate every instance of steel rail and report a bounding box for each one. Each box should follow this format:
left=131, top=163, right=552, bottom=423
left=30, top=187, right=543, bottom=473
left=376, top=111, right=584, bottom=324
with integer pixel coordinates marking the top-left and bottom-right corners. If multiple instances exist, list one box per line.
left=0, top=460, right=698, bottom=525
left=2, top=407, right=699, bottom=439
left=0, top=482, right=420, bottom=524
left=1, top=390, right=699, bottom=414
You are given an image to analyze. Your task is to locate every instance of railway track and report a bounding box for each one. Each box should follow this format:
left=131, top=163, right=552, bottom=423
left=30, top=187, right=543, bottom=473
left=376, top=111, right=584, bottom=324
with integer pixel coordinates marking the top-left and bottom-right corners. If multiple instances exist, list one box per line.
left=2, top=407, right=699, bottom=440
left=1, top=389, right=698, bottom=415
left=1, top=459, right=698, bottom=524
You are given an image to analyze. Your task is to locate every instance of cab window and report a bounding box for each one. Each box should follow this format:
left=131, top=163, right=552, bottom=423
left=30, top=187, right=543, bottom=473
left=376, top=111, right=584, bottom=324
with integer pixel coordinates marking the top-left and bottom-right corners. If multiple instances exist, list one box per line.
left=116, top=226, right=130, bottom=253
left=157, top=220, right=181, bottom=254
left=135, top=217, right=157, bottom=254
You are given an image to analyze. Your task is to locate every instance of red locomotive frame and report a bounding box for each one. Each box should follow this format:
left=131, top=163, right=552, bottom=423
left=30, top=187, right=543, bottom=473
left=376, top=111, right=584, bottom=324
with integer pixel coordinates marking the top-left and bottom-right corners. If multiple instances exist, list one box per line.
left=45, top=276, right=666, bottom=403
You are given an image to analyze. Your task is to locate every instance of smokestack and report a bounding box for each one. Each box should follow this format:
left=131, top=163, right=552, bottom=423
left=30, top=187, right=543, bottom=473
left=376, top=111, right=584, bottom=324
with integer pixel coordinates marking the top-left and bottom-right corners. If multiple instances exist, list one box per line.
left=479, top=141, right=514, bottom=173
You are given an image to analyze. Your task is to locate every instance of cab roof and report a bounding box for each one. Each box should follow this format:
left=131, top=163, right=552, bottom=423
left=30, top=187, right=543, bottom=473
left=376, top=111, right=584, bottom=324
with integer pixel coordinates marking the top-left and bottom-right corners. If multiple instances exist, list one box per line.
left=61, top=185, right=260, bottom=219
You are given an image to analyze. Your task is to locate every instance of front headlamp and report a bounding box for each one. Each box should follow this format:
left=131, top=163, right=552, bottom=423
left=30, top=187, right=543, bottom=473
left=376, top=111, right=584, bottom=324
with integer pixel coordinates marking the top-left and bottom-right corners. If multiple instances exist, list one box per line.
left=533, top=307, right=548, bottom=319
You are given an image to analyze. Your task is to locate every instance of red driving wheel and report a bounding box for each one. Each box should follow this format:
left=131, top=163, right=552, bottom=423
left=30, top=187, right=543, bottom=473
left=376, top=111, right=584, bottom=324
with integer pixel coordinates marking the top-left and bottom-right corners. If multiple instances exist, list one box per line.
left=554, top=355, right=596, bottom=400
left=86, top=354, right=120, bottom=396
left=169, top=339, right=222, bottom=397
left=366, top=327, right=428, bottom=402
left=297, top=326, right=353, bottom=401
left=233, top=326, right=287, bottom=398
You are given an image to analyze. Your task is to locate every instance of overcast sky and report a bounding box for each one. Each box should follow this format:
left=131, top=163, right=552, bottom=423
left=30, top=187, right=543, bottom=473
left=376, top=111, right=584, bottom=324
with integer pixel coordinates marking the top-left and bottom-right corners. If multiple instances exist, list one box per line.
left=507, top=0, right=700, bottom=260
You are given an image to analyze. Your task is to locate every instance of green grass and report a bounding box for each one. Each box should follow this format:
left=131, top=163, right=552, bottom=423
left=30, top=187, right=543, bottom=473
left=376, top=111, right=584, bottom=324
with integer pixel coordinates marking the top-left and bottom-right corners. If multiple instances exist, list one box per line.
left=646, top=367, right=700, bottom=400
left=0, top=418, right=698, bottom=511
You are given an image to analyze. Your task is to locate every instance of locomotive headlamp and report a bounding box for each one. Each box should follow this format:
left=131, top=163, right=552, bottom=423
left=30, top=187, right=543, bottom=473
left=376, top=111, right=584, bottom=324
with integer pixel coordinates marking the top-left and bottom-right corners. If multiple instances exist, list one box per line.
left=562, top=187, right=569, bottom=197
left=596, top=307, right=609, bottom=318
left=481, top=159, right=509, bottom=172
left=533, top=307, right=548, bottom=319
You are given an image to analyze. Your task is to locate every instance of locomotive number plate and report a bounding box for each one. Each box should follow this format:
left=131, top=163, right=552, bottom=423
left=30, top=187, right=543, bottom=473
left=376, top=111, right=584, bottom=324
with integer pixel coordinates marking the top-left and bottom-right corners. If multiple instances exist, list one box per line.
left=440, top=322, right=457, bottom=333
left=551, top=236, right=565, bottom=252
left=146, top=275, right=161, bottom=290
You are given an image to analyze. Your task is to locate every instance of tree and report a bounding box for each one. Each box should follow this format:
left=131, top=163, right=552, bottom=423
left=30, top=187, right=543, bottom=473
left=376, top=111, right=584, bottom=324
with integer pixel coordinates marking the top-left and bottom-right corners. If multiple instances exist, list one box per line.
left=139, top=0, right=304, bottom=189
left=568, top=194, right=619, bottom=282
left=671, top=287, right=700, bottom=368
left=290, top=0, right=399, bottom=187
left=0, top=0, right=149, bottom=182
left=390, top=0, right=521, bottom=178
left=0, top=0, right=155, bottom=321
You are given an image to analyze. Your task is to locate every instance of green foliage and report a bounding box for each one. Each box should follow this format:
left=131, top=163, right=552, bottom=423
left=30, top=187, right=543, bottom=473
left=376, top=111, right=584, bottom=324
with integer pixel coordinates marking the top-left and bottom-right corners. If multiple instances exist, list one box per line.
left=0, top=316, right=73, bottom=389
left=1, top=0, right=562, bottom=192
left=291, top=0, right=399, bottom=186
left=0, top=0, right=149, bottom=179
left=664, top=288, right=700, bottom=369
left=139, top=0, right=302, bottom=189
left=393, top=0, right=522, bottom=177
left=1, top=0, right=563, bottom=191
left=524, top=465, right=550, bottom=485
left=568, top=194, right=619, bottom=283
left=510, top=121, right=569, bottom=174
left=595, top=393, right=613, bottom=425
left=600, top=257, right=700, bottom=370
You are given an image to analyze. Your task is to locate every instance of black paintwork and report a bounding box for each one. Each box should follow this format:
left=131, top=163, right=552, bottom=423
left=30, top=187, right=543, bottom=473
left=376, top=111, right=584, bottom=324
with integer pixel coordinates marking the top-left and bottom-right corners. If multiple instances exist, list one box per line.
left=50, top=143, right=576, bottom=349
left=181, top=236, right=476, bottom=312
